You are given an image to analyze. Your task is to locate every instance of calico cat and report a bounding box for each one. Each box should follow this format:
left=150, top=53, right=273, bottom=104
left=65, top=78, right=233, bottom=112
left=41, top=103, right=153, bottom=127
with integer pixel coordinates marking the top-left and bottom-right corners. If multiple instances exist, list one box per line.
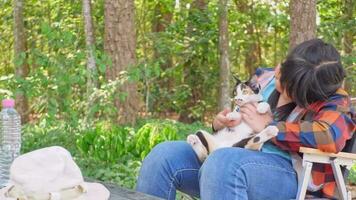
left=187, top=80, right=279, bottom=162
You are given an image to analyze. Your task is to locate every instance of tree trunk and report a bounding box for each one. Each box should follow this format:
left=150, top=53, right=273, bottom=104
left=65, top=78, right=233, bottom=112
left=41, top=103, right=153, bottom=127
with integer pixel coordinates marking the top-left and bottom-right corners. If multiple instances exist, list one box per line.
left=193, top=0, right=207, bottom=10
left=233, top=0, right=259, bottom=77
left=342, top=0, right=354, bottom=95
left=218, top=0, right=230, bottom=110
left=289, top=0, right=316, bottom=49
left=342, top=0, right=353, bottom=55
left=83, top=0, right=98, bottom=124
left=244, top=24, right=259, bottom=77
left=13, top=0, right=29, bottom=123
left=83, top=0, right=98, bottom=92
left=104, top=0, right=140, bottom=125
left=152, top=3, right=173, bottom=34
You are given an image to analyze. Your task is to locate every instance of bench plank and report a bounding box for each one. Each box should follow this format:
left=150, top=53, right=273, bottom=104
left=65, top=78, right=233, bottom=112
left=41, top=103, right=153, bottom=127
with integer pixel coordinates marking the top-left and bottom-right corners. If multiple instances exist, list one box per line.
left=84, top=178, right=162, bottom=200
left=102, top=182, right=162, bottom=200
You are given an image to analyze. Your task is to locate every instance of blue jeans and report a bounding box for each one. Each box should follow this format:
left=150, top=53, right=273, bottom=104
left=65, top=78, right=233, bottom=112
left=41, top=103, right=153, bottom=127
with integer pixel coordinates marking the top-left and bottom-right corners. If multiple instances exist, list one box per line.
left=136, top=141, right=297, bottom=200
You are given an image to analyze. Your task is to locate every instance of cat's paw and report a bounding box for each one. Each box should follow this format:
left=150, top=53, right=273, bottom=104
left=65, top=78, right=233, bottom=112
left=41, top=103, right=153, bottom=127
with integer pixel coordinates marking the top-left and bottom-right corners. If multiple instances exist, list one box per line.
left=265, top=125, right=279, bottom=137
left=248, top=126, right=278, bottom=145
left=187, top=134, right=208, bottom=162
left=257, top=102, right=270, bottom=114
left=187, top=134, right=201, bottom=146
left=226, top=112, right=241, bottom=121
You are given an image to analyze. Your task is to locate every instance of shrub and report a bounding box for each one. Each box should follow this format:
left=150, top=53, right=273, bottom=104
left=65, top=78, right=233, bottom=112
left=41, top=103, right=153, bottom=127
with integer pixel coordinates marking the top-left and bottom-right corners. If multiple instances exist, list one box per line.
left=133, top=122, right=178, bottom=159
left=24, top=118, right=356, bottom=190
left=76, top=122, right=134, bottom=164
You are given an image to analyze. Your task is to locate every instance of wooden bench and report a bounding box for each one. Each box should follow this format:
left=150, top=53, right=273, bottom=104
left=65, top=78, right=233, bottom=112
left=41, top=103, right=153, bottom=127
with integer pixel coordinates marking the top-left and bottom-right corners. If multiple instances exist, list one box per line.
left=103, top=182, right=163, bottom=200
left=85, top=178, right=162, bottom=200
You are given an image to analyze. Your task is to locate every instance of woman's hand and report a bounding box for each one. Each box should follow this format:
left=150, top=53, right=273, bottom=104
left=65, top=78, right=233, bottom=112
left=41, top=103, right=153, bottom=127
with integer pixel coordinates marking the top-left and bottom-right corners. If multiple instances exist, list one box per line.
left=212, top=108, right=242, bottom=131
left=240, top=103, right=273, bottom=132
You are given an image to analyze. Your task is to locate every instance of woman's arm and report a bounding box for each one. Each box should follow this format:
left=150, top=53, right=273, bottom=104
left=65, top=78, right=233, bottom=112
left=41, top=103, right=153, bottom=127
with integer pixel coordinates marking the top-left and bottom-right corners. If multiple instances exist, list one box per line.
left=241, top=94, right=355, bottom=153
left=271, top=100, right=355, bottom=153
left=212, top=108, right=242, bottom=132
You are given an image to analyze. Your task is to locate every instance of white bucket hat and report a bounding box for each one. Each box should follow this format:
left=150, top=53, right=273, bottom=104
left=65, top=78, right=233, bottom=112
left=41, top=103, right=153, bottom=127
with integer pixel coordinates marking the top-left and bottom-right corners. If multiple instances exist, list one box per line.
left=0, top=146, right=110, bottom=200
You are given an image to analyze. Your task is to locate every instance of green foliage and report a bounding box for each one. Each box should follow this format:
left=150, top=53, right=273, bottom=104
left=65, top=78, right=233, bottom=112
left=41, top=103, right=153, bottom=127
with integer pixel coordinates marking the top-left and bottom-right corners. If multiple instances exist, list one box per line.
left=1, top=0, right=355, bottom=193
left=75, top=122, right=142, bottom=188
left=134, top=122, right=178, bottom=159
left=22, top=118, right=356, bottom=189
left=317, top=0, right=356, bottom=95
left=348, top=165, right=356, bottom=185
left=76, top=122, right=134, bottom=163
left=1, top=0, right=354, bottom=122
left=78, top=159, right=142, bottom=189
left=136, top=0, right=220, bottom=119
left=22, top=119, right=207, bottom=189
left=0, top=0, right=13, bottom=75
left=21, top=119, right=79, bottom=155
left=0, top=75, right=14, bottom=99
left=135, top=118, right=209, bottom=136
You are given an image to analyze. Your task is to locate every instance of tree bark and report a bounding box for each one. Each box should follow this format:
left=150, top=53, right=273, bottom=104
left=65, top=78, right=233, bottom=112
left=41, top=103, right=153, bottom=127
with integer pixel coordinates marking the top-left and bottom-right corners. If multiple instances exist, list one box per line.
left=83, top=0, right=98, bottom=124
left=244, top=25, right=259, bottom=77
left=233, top=0, right=260, bottom=77
left=104, top=0, right=140, bottom=125
left=152, top=3, right=173, bottom=34
left=193, top=0, right=207, bottom=10
left=83, top=0, right=98, bottom=91
left=342, top=0, right=354, bottom=55
left=13, top=0, right=29, bottom=123
left=289, top=0, right=316, bottom=49
left=342, top=0, right=354, bottom=95
left=218, top=0, right=231, bottom=110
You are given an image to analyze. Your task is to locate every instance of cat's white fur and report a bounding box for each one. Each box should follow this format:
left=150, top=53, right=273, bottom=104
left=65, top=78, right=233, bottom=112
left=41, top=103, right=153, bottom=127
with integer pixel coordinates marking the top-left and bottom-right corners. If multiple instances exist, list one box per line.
left=187, top=83, right=278, bottom=162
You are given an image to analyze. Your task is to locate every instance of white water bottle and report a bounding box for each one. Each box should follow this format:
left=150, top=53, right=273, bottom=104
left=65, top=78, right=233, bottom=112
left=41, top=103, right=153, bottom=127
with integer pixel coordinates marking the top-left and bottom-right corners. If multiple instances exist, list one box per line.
left=0, top=99, right=21, bottom=187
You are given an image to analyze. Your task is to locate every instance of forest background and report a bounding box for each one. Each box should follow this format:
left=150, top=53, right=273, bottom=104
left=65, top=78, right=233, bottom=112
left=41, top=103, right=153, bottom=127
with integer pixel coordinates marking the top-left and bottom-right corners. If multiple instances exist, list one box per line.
left=0, top=0, right=355, bottom=195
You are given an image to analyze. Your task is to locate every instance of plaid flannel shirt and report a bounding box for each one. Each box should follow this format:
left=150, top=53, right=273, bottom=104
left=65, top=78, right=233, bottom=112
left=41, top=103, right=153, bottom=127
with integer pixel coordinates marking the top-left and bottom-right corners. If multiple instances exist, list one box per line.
left=270, top=88, right=355, bottom=198
left=255, top=68, right=355, bottom=198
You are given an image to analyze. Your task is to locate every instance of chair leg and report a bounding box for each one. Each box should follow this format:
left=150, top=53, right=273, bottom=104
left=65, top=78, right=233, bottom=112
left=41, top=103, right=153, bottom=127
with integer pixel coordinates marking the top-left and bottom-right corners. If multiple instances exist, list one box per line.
left=296, top=161, right=313, bottom=200
left=331, top=159, right=351, bottom=200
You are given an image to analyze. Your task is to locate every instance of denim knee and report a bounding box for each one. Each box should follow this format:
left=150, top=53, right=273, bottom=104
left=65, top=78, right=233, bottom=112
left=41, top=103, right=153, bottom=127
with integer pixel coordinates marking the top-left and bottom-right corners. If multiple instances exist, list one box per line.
left=200, top=148, right=242, bottom=179
left=199, top=148, right=261, bottom=184
left=199, top=148, right=297, bottom=200
left=141, top=141, right=197, bottom=173
left=137, top=141, right=202, bottom=199
left=143, top=141, right=183, bottom=166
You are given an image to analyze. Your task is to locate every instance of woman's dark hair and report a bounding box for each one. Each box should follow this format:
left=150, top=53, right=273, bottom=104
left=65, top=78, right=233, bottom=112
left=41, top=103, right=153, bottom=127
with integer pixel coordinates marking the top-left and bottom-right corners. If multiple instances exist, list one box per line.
left=268, top=90, right=296, bottom=121
left=280, top=39, right=345, bottom=108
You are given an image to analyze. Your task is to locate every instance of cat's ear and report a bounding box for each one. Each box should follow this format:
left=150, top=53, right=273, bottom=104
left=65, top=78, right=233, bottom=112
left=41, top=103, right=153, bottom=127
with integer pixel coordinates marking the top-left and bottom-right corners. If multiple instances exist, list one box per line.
left=232, top=75, right=241, bottom=96
left=251, top=83, right=261, bottom=94
left=245, top=79, right=261, bottom=94
left=245, top=75, right=257, bottom=86
left=233, top=74, right=241, bottom=85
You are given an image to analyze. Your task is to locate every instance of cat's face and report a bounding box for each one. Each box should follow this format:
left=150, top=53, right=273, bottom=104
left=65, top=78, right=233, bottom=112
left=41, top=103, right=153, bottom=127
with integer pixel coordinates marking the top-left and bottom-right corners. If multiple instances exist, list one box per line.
left=233, top=82, right=262, bottom=106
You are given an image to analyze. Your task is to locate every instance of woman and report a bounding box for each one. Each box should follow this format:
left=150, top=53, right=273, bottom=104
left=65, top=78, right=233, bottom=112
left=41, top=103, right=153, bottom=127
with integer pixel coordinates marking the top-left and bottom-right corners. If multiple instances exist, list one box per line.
left=136, top=39, right=355, bottom=199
